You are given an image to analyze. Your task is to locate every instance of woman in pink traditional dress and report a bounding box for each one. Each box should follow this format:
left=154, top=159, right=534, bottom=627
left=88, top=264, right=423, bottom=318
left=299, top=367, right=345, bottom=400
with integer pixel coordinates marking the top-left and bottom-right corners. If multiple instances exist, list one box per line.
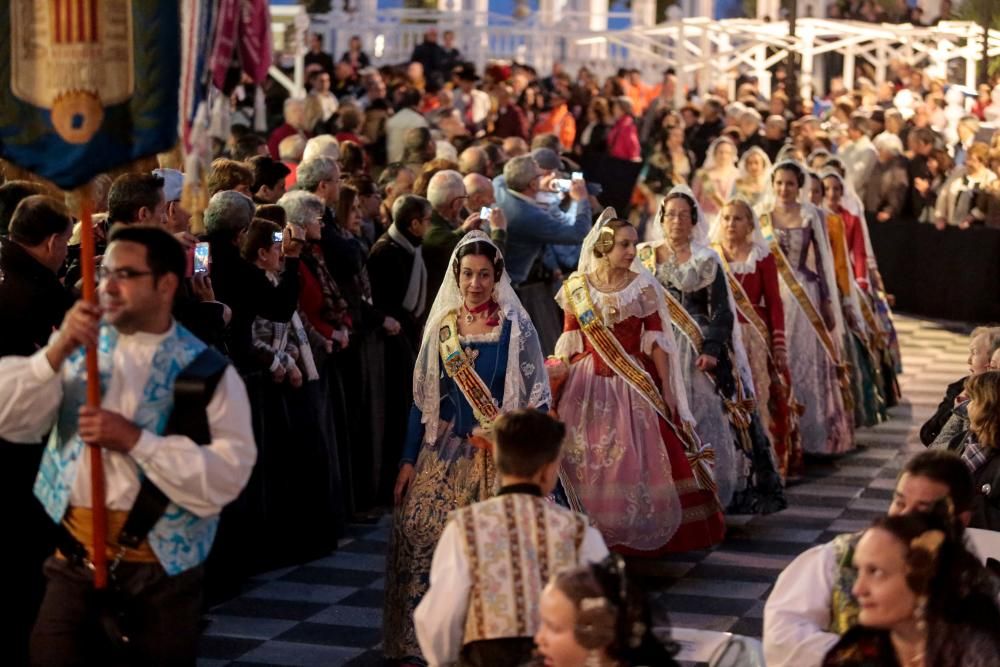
left=551, top=209, right=724, bottom=554
left=691, top=137, right=739, bottom=220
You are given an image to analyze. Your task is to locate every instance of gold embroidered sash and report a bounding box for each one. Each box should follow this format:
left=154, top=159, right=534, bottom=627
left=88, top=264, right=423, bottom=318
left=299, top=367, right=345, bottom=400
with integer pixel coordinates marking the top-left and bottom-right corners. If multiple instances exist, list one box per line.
left=855, top=283, right=884, bottom=351
left=760, top=214, right=854, bottom=409
left=439, top=311, right=501, bottom=446
left=564, top=273, right=717, bottom=495
left=711, top=244, right=772, bottom=349
left=759, top=215, right=841, bottom=367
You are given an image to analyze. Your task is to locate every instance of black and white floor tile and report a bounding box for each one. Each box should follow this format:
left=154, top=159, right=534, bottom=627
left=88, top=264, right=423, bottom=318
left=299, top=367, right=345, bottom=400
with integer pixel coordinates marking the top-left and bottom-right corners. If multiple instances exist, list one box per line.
left=198, top=315, right=972, bottom=666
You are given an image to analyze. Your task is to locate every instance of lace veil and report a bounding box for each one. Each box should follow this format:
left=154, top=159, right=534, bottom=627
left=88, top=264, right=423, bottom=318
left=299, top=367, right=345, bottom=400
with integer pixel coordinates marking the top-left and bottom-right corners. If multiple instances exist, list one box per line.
left=412, top=231, right=551, bottom=445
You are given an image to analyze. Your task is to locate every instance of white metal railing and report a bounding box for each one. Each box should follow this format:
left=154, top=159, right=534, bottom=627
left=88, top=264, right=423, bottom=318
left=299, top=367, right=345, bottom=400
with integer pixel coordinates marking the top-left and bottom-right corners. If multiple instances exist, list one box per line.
left=269, top=5, right=1000, bottom=100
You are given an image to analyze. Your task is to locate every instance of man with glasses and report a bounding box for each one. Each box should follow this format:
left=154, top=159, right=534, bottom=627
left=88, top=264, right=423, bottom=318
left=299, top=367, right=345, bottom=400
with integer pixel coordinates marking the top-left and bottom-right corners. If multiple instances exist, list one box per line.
left=422, top=169, right=507, bottom=293
left=0, top=224, right=256, bottom=665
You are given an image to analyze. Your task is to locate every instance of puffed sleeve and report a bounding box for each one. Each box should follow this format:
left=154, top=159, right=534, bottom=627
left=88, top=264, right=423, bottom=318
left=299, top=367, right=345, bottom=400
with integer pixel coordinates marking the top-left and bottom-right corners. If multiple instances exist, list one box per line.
left=554, top=310, right=583, bottom=361
left=640, top=308, right=676, bottom=356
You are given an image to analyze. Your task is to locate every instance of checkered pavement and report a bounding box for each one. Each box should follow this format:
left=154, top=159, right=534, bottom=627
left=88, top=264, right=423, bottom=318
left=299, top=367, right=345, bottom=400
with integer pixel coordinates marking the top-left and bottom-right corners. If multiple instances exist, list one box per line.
left=197, top=315, right=972, bottom=666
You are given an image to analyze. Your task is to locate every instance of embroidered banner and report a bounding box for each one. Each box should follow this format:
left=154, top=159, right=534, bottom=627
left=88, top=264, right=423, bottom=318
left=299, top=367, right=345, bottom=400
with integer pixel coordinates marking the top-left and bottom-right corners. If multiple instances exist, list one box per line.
left=0, top=0, right=180, bottom=189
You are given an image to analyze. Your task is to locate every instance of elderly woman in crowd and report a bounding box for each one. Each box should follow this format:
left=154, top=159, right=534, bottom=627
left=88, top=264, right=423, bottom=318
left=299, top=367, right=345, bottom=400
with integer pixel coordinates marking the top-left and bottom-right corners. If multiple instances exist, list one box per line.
left=934, top=142, right=997, bottom=230
left=823, top=506, right=1000, bottom=666
left=924, top=327, right=1000, bottom=451
left=863, top=133, right=909, bottom=222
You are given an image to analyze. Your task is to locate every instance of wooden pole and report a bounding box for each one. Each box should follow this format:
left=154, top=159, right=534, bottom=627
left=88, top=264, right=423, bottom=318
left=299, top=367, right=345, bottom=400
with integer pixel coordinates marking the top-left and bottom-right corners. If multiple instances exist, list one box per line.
left=78, top=190, right=108, bottom=590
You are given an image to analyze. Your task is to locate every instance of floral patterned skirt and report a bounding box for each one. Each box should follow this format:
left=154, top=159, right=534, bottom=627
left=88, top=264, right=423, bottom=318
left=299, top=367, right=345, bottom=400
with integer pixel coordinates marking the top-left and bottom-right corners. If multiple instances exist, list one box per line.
left=382, top=422, right=495, bottom=661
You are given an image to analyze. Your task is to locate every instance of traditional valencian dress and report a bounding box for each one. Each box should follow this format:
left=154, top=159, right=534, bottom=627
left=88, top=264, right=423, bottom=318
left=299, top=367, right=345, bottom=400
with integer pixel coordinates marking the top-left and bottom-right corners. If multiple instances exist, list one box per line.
left=383, top=232, right=550, bottom=662
left=819, top=191, right=887, bottom=429
left=553, top=211, right=725, bottom=554
left=710, top=236, right=805, bottom=480
left=759, top=188, right=854, bottom=455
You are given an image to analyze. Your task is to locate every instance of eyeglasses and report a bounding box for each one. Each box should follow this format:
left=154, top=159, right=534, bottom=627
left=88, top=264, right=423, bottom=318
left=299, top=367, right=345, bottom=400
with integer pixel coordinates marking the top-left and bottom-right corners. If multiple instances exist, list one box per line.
left=98, top=266, right=155, bottom=282
left=662, top=211, right=692, bottom=221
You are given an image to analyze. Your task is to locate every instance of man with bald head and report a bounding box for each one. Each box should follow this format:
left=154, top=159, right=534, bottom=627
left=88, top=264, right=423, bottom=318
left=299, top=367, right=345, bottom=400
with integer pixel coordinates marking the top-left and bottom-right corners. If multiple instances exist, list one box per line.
left=463, top=173, right=495, bottom=215
left=421, top=170, right=507, bottom=291
left=458, top=146, right=491, bottom=177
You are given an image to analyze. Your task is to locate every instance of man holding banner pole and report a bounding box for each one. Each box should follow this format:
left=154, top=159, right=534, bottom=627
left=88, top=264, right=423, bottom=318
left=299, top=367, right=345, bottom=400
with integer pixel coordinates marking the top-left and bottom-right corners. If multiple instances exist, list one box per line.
left=0, top=224, right=256, bottom=665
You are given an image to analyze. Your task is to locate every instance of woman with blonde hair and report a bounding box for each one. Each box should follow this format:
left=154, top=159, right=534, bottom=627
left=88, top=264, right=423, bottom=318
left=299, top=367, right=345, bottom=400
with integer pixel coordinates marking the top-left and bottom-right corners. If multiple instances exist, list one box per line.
left=956, top=370, right=1000, bottom=530
left=710, top=197, right=804, bottom=479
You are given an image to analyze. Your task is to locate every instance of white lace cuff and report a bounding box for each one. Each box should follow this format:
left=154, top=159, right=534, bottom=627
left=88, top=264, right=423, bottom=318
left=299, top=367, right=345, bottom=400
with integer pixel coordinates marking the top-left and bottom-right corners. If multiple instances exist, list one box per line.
left=641, top=330, right=675, bottom=356
left=555, top=330, right=584, bottom=360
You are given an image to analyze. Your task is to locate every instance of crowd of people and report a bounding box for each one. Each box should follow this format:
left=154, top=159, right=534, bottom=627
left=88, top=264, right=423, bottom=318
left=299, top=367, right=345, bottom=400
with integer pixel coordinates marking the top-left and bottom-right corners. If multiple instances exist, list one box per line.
left=1, top=25, right=1000, bottom=666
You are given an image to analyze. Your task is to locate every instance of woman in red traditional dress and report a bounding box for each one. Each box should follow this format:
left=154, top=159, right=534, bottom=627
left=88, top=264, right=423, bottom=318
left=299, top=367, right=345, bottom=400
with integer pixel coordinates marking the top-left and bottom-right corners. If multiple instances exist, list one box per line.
left=711, top=198, right=804, bottom=479
left=550, top=209, right=724, bottom=554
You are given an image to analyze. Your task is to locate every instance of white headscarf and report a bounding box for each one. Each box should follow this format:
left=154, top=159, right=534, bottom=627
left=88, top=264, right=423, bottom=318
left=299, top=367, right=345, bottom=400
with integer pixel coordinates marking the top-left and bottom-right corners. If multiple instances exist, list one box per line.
left=412, top=231, right=551, bottom=445
left=660, top=183, right=711, bottom=247
left=654, top=188, right=759, bottom=400
left=701, top=136, right=739, bottom=172
left=576, top=207, right=695, bottom=426
left=736, top=146, right=773, bottom=186
left=707, top=195, right=772, bottom=267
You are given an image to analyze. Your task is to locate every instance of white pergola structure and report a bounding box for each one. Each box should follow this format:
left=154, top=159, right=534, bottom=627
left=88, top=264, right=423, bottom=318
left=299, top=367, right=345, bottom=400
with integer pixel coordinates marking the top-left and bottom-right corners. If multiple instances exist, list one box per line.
left=612, top=18, right=1000, bottom=105
left=268, top=4, right=1000, bottom=100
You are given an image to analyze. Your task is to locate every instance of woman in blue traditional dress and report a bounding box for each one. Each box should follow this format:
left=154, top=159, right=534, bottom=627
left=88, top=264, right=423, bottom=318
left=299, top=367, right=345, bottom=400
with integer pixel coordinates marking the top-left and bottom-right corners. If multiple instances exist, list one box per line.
left=382, top=231, right=550, bottom=664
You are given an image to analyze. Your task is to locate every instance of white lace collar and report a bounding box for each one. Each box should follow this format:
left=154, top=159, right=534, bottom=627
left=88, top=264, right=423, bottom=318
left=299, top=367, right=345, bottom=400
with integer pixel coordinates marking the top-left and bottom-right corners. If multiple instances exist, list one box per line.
left=722, top=243, right=770, bottom=274
left=655, top=244, right=719, bottom=292
left=557, top=271, right=661, bottom=327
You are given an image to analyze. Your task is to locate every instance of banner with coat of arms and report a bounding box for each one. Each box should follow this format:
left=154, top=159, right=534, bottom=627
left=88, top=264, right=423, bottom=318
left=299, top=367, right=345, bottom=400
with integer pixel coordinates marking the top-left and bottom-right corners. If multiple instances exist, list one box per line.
left=0, top=0, right=181, bottom=190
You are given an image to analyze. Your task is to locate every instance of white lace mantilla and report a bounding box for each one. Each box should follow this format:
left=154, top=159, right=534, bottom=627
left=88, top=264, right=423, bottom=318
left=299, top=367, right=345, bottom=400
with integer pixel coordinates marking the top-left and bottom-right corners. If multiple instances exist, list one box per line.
left=655, top=246, right=719, bottom=292
left=556, top=273, right=661, bottom=328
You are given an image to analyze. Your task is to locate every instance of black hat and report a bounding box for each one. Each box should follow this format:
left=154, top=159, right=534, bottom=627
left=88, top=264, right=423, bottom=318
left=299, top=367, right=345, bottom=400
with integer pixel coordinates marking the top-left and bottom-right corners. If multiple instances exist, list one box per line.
left=249, top=155, right=291, bottom=192
left=455, top=62, right=480, bottom=82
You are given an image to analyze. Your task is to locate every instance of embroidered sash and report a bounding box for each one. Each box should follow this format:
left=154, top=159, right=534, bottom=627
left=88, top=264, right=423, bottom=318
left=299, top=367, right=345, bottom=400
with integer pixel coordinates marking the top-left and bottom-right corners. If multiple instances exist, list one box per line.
left=855, top=283, right=884, bottom=351
left=711, top=244, right=772, bottom=348
left=760, top=214, right=855, bottom=411
left=438, top=311, right=501, bottom=446
left=759, top=214, right=841, bottom=367
left=563, top=274, right=716, bottom=495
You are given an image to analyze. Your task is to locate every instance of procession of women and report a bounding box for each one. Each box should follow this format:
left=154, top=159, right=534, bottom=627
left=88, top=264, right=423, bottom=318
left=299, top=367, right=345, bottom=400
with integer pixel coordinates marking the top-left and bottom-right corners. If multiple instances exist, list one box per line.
left=381, top=158, right=901, bottom=662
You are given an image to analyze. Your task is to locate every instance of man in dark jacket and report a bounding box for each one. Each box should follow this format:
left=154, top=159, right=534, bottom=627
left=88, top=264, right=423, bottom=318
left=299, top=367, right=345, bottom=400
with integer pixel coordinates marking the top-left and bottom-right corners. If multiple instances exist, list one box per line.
left=689, top=97, right=725, bottom=168
left=367, top=194, right=433, bottom=501
left=0, top=195, right=74, bottom=664
left=410, top=29, right=447, bottom=79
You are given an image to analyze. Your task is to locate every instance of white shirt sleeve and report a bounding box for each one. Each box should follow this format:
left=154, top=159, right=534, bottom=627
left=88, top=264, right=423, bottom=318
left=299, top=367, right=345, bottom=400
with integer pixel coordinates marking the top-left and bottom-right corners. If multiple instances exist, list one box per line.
left=415, top=519, right=470, bottom=667
left=580, top=526, right=610, bottom=564
left=128, top=366, right=256, bottom=518
left=0, top=348, right=63, bottom=443
left=763, top=541, right=840, bottom=667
